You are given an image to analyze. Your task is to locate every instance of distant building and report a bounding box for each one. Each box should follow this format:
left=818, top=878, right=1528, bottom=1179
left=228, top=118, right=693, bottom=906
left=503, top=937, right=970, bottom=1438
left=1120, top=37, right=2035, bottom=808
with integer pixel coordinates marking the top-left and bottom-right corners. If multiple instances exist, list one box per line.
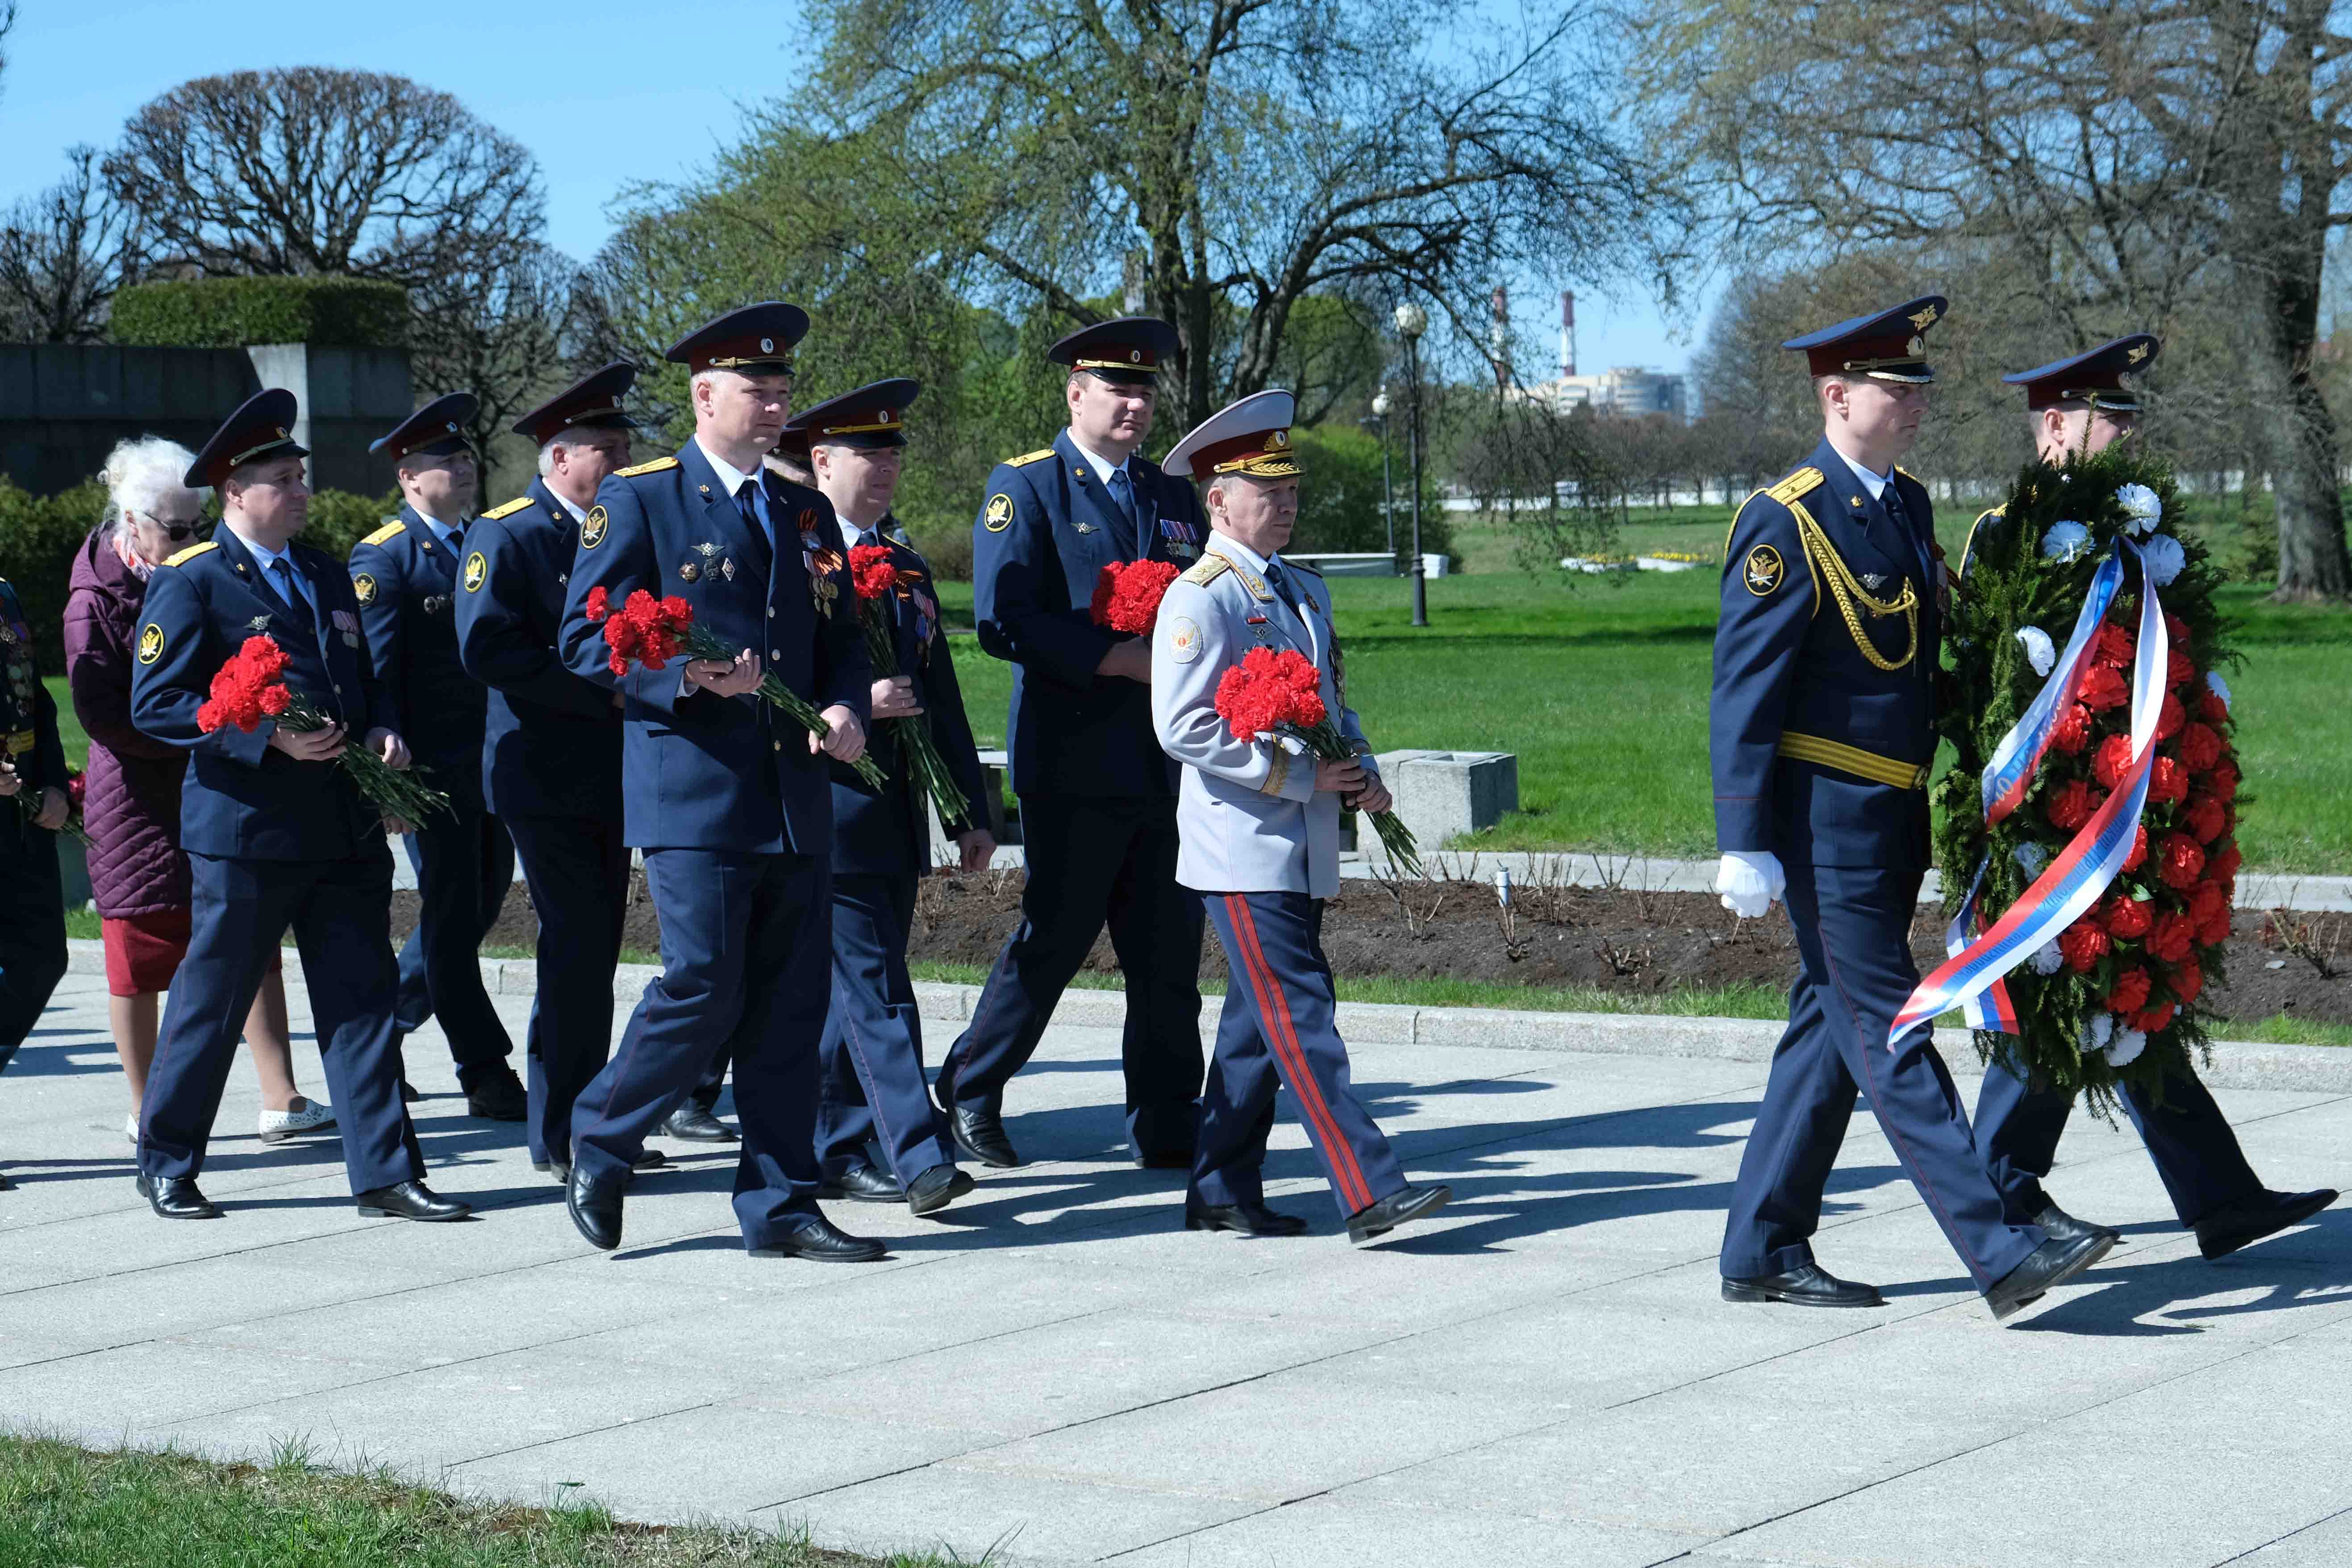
left=1518, top=365, right=1692, bottom=424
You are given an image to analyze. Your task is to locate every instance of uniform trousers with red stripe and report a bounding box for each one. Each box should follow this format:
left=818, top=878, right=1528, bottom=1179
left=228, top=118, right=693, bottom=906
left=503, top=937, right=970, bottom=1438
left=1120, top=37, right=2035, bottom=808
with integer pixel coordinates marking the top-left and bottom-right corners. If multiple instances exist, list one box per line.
left=1197, top=890, right=1403, bottom=1219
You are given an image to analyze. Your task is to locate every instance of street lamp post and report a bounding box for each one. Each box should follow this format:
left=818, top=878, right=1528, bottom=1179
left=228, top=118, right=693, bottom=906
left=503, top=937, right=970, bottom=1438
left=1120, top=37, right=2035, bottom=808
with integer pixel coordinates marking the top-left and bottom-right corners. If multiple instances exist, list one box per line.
left=1394, top=302, right=1429, bottom=628
left=1368, top=387, right=1395, bottom=555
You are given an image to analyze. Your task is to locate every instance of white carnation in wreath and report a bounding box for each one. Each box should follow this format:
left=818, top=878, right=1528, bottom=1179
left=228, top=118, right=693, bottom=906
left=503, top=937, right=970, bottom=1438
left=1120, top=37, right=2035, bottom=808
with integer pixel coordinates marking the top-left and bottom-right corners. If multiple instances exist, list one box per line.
left=2029, top=940, right=2064, bottom=975
left=2014, top=625, right=2056, bottom=677
left=2140, top=533, right=2186, bottom=587
left=2114, top=483, right=2164, bottom=535
left=2104, top=1027, right=2148, bottom=1068
left=2041, top=520, right=2091, bottom=561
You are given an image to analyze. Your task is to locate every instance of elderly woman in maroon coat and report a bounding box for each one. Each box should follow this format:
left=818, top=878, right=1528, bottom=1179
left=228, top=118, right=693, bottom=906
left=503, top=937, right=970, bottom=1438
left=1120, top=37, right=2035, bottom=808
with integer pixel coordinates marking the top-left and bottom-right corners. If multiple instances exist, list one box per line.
left=63, top=436, right=333, bottom=1145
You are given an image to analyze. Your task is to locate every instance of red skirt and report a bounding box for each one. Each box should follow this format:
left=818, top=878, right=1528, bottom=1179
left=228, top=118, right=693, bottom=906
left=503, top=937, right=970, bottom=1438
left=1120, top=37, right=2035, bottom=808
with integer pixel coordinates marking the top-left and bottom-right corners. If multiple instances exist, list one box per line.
left=101, top=908, right=282, bottom=997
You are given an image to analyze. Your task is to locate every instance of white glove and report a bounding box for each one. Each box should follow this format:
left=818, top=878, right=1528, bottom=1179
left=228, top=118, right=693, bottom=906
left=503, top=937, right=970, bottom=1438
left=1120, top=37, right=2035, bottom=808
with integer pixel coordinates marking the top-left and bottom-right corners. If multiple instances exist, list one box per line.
left=1716, top=850, right=1785, bottom=918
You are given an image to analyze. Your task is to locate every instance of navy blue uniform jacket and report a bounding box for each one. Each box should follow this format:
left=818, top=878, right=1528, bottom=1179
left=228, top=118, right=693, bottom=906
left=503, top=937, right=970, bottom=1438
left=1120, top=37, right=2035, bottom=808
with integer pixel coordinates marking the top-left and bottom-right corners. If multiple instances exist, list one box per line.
left=970, top=428, right=1206, bottom=798
left=455, top=477, right=622, bottom=822
left=348, top=504, right=490, bottom=809
left=1710, top=437, right=1942, bottom=870
left=130, top=530, right=395, bottom=862
left=558, top=442, right=872, bottom=855
left=830, top=536, right=990, bottom=877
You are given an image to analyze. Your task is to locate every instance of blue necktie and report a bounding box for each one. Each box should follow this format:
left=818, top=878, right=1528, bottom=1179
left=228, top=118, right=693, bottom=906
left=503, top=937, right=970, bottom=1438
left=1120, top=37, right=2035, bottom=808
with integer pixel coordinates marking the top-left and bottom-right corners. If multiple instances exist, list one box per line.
left=1107, top=467, right=1145, bottom=555
left=736, top=478, right=770, bottom=546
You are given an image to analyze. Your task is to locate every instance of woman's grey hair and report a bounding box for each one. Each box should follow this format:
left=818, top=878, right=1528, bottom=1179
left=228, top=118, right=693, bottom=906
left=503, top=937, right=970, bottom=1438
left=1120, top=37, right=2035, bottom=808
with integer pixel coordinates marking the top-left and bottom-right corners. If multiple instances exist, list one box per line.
left=99, top=436, right=203, bottom=539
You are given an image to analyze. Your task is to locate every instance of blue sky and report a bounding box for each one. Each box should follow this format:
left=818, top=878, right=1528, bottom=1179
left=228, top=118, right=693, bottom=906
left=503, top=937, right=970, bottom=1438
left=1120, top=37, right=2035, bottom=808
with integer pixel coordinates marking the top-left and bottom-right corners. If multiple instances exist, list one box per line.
left=0, top=0, right=1710, bottom=376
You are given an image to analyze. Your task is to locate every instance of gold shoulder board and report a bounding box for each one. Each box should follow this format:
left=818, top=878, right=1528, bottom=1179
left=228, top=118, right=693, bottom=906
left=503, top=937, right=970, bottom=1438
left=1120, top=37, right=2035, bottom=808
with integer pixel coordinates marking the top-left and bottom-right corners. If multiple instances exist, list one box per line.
left=164, top=540, right=219, bottom=567
left=480, top=496, right=532, bottom=521
left=1005, top=448, right=1055, bottom=468
left=359, top=519, right=406, bottom=547
left=615, top=456, right=679, bottom=477
left=1180, top=554, right=1233, bottom=587
left=1765, top=467, right=1825, bottom=506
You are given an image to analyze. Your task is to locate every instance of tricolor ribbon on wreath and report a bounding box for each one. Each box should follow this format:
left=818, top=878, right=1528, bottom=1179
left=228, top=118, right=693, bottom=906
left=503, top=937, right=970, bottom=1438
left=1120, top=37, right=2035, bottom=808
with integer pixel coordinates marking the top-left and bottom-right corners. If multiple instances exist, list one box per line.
left=1889, top=539, right=2166, bottom=1050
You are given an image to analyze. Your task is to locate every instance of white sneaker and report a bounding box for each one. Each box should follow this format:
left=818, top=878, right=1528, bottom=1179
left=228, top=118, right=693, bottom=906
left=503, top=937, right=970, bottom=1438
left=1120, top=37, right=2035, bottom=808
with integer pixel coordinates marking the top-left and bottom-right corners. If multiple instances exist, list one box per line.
left=258, top=1097, right=338, bottom=1144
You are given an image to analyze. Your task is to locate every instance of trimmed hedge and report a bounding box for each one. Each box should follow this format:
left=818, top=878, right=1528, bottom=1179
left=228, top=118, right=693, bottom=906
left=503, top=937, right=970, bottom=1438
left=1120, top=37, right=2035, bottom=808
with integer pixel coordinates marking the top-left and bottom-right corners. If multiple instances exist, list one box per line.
left=108, top=276, right=410, bottom=350
left=0, top=480, right=399, bottom=672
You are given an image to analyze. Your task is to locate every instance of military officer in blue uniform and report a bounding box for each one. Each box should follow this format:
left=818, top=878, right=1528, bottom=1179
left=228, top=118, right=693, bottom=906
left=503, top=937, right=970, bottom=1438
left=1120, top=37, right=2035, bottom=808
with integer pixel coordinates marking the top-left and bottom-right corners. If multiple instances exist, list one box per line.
left=456, top=362, right=674, bottom=1182
left=937, top=317, right=1210, bottom=1170
left=1151, top=392, right=1453, bottom=1243
left=129, top=390, right=466, bottom=1222
left=1713, top=299, right=2109, bottom=1322
left=1967, top=335, right=2337, bottom=1260
left=790, top=379, right=993, bottom=1216
left=556, top=301, right=883, bottom=1260
left=351, top=394, right=527, bottom=1122
left=0, top=571, right=72, bottom=1189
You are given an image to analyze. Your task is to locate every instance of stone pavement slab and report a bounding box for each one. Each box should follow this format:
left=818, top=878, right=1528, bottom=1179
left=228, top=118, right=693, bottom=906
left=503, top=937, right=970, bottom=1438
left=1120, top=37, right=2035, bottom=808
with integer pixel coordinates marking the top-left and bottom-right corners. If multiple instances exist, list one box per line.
left=2, top=979, right=2348, bottom=1567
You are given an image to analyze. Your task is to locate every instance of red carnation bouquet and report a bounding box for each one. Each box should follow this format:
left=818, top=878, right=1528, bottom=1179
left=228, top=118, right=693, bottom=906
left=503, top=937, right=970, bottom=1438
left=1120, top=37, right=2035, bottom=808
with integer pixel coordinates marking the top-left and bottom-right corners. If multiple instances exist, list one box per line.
left=585, top=585, right=885, bottom=788
left=846, top=543, right=971, bottom=826
left=1091, top=559, right=1182, bottom=635
left=1212, top=645, right=1421, bottom=876
left=197, top=634, right=450, bottom=823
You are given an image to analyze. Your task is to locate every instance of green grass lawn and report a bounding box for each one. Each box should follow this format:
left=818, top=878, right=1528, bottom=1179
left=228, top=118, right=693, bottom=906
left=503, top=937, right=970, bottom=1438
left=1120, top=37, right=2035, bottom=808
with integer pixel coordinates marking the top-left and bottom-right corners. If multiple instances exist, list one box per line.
left=0, top=1434, right=934, bottom=1568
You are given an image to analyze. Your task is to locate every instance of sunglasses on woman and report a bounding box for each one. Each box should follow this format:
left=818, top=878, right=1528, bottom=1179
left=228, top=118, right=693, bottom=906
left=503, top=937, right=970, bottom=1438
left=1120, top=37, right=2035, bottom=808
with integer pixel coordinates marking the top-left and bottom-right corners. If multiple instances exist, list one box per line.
left=137, top=510, right=206, bottom=544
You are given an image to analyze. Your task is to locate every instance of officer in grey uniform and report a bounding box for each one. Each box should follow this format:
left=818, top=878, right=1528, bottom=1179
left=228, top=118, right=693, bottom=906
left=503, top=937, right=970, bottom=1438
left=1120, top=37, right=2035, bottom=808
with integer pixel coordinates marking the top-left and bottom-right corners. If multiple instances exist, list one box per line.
left=1151, top=390, right=1451, bottom=1244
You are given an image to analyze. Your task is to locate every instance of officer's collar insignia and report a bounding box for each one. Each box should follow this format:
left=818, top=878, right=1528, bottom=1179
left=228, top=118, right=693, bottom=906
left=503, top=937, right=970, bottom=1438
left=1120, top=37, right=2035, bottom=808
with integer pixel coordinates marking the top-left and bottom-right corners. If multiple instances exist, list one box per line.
left=1744, top=544, right=1785, bottom=596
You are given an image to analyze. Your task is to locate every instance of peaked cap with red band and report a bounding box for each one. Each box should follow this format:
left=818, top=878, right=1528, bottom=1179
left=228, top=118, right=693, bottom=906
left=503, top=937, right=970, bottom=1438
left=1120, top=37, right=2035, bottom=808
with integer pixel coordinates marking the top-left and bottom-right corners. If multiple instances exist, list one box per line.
left=666, top=301, right=810, bottom=374
left=511, top=361, right=642, bottom=444
left=1164, top=388, right=1301, bottom=480
left=2002, top=333, right=2159, bottom=412
left=1782, top=296, right=1947, bottom=384
left=1048, top=316, right=1179, bottom=385
left=786, top=378, right=920, bottom=450
left=184, top=388, right=307, bottom=488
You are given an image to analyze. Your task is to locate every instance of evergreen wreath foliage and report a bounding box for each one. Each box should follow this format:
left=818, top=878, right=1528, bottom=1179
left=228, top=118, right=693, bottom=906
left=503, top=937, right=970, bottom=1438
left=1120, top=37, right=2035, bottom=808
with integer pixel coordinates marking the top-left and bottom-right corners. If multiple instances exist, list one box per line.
left=1934, top=443, right=2241, bottom=1117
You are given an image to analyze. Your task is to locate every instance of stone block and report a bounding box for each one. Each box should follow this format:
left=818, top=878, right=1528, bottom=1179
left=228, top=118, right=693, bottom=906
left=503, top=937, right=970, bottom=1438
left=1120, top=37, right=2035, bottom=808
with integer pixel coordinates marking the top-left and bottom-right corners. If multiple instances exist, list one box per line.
left=1373, top=748, right=1518, bottom=850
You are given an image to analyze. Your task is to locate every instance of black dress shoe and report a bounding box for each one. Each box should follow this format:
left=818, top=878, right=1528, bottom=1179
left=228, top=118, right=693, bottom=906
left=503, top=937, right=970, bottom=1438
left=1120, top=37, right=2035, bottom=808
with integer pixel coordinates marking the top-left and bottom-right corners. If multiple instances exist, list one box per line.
left=906, top=1163, right=975, bottom=1218
left=137, top=1173, right=219, bottom=1219
left=1186, top=1201, right=1309, bottom=1237
left=945, top=1103, right=1021, bottom=1168
left=0, top=1168, right=12, bottom=1192
left=2194, top=1188, right=2339, bottom=1260
left=536, top=1150, right=664, bottom=1185
left=1722, top=1262, right=1883, bottom=1308
left=1132, top=1144, right=1197, bottom=1171
left=569, top=1166, right=625, bottom=1251
left=1344, top=1183, right=1452, bottom=1244
left=464, top=1071, right=529, bottom=1122
left=2033, top=1203, right=2122, bottom=1249
left=355, top=1180, right=471, bottom=1221
left=819, top=1163, right=905, bottom=1203
left=1986, top=1230, right=2116, bottom=1322
left=661, top=1105, right=736, bottom=1142
left=758, top=1214, right=887, bottom=1262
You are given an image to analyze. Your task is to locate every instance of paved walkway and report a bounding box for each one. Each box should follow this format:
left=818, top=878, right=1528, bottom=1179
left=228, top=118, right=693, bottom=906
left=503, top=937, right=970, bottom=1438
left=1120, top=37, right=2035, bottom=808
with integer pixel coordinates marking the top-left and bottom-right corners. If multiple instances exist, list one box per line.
left=4, top=968, right=2350, bottom=1567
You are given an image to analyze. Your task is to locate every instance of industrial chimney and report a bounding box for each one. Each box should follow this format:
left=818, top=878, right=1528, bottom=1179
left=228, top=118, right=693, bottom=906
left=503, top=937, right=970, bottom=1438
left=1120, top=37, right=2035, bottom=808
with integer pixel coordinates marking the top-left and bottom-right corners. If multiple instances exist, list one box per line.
left=1560, top=291, right=1577, bottom=380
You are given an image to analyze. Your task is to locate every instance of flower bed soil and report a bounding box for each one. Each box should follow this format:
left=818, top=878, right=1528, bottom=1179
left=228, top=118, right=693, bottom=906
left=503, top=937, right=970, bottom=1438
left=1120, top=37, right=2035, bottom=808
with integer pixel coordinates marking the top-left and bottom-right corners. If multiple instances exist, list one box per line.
left=391, top=869, right=2352, bottom=1028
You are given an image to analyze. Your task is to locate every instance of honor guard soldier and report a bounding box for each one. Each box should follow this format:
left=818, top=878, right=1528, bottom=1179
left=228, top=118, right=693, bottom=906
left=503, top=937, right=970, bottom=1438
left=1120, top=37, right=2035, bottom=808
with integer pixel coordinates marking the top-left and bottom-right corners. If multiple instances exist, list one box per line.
left=129, top=390, right=466, bottom=1222
left=0, top=571, right=72, bottom=1187
left=351, top=394, right=527, bottom=1122
left=1713, top=299, right=2107, bottom=1321
left=556, top=301, right=883, bottom=1260
left=456, top=363, right=674, bottom=1181
left=790, top=380, right=994, bottom=1215
left=938, top=317, right=1210, bottom=1170
left=1151, top=392, right=1451, bottom=1242
left=1968, top=335, right=2336, bottom=1259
